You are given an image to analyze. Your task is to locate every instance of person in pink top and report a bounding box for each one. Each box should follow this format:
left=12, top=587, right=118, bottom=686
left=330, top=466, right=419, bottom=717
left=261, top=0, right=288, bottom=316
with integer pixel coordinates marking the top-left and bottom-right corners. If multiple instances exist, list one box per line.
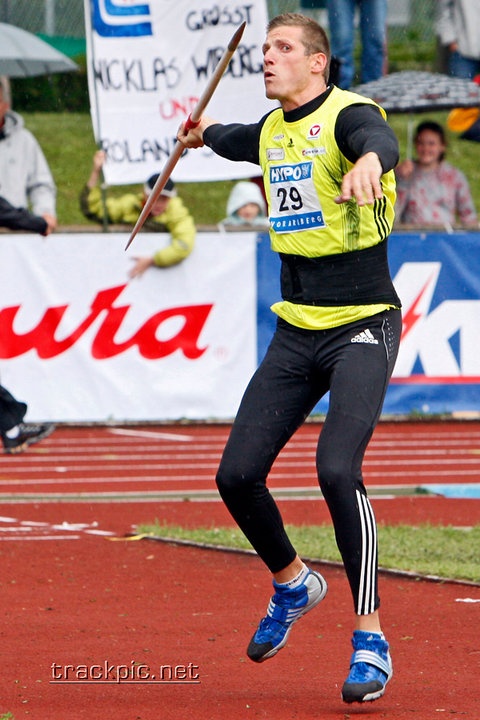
left=395, top=120, right=478, bottom=229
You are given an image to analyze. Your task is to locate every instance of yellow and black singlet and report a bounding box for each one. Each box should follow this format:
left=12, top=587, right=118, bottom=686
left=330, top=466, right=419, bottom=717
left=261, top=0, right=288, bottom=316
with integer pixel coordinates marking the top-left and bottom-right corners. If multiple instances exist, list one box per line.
left=204, top=85, right=401, bottom=330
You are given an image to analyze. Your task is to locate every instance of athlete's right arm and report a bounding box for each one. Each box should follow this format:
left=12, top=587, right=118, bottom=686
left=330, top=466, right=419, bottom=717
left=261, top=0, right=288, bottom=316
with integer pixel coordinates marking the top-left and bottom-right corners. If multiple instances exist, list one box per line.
left=177, top=116, right=264, bottom=165
left=177, top=116, right=217, bottom=148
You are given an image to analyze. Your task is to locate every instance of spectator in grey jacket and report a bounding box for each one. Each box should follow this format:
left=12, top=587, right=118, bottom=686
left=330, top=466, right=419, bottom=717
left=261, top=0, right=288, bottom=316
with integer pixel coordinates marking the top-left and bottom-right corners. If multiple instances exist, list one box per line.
left=436, top=0, right=480, bottom=79
left=0, top=80, right=57, bottom=233
left=0, top=144, right=55, bottom=453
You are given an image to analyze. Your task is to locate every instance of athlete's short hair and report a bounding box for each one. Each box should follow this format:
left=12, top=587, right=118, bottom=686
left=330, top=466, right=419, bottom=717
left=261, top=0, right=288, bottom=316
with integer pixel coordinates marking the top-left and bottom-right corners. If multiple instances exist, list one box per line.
left=267, top=13, right=331, bottom=81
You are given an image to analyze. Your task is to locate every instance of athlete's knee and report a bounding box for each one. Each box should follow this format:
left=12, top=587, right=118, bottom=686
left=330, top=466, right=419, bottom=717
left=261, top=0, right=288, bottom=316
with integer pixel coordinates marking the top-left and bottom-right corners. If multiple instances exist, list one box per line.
left=316, top=450, right=353, bottom=498
left=215, top=460, right=258, bottom=499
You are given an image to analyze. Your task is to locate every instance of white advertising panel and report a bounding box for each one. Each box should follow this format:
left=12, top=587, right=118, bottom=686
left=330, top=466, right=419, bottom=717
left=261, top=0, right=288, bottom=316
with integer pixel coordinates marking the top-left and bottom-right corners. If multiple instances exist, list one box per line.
left=84, top=0, right=272, bottom=184
left=0, top=232, right=257, bottom=422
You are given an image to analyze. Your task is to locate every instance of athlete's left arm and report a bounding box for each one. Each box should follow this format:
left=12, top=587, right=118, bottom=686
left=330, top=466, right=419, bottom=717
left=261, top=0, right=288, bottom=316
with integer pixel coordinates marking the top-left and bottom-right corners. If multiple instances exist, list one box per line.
left=335, top=104, right=399, bottom=173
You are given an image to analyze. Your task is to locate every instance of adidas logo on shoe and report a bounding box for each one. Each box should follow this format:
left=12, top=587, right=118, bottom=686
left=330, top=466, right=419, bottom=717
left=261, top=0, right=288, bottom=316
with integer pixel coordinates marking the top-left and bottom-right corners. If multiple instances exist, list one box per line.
left=350, top=329, right=378, bottom=345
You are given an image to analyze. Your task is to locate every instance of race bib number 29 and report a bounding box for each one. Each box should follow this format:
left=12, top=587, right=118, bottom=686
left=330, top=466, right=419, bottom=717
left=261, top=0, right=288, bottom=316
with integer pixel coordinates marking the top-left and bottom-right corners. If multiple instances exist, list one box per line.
left=269, top=161, right=326, bottom=234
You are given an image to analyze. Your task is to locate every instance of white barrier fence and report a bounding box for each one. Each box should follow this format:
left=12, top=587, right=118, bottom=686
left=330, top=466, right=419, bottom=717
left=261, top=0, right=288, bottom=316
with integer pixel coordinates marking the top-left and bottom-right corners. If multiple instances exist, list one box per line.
left=0, top=231, right=257, bottom=422
left=4, top=229, right=480, bottom=422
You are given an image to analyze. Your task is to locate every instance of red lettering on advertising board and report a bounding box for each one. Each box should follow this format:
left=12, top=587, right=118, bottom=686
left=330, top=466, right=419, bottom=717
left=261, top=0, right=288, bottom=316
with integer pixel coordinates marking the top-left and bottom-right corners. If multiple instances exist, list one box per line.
left=0, top=284, right=212, bottom=360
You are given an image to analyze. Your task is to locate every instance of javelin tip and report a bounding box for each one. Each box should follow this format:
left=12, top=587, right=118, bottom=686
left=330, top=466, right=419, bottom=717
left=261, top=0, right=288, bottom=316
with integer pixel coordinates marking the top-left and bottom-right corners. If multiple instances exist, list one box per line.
left=228, top=21, right=246, bottom=51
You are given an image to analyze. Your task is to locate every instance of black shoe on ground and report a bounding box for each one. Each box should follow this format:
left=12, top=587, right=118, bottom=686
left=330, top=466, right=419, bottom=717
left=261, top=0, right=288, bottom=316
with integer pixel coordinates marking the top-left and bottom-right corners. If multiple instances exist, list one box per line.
left=2, top=423, right=55, bottom=454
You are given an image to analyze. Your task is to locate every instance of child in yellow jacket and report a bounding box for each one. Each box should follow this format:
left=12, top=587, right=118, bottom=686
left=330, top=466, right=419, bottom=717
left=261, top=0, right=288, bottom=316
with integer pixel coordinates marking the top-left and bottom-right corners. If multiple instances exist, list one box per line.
left=80, top=150, right=196, bottom=277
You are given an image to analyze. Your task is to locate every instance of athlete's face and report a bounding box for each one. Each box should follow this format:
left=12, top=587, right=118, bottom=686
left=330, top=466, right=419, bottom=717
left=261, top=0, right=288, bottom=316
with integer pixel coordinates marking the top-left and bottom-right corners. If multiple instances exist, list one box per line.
left=262, top=26, right=327, bottom=111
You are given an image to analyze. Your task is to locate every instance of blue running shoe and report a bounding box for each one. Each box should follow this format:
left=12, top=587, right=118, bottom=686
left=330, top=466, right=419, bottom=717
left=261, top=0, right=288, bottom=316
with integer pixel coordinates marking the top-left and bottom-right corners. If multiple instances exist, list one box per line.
left=342, top=630, right=393, bottom=703
left=247, top=568, right=327, bottom=662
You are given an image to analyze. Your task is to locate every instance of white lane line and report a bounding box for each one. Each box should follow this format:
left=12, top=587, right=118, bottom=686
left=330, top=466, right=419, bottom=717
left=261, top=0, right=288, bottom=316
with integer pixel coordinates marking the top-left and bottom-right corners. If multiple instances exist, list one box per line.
left=108, top=428, right=194, bottom=442
left=0, top=527, right=33, bottom=532
left=0, top=516, right=116, bottom=542
left=84, top=529, right=115, bottom=536
left=3, top=458, right=480, bottom=478
left=1, top=466, right=480, bottom=487
left=0, top=493, right=418, bottom=505
left=4, top=448, right=480, bottom=466
left=0, top=485, right=422, bottom=497
left=4, top=439, right=479, bottom=461
left=1, top=459, right=223, bottom=471
left=0, top=535, right=81, bottom=541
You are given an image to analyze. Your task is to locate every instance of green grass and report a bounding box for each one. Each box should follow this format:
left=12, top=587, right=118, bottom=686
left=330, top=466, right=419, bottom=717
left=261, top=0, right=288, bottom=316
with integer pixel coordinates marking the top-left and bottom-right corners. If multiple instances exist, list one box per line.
left=137, top=521, right=480, bottom=583
left=22, top=110, right=480, bottom=228
left=25, top=112, right=98, bottom=226
left=23, top=112, right=238, bottom=227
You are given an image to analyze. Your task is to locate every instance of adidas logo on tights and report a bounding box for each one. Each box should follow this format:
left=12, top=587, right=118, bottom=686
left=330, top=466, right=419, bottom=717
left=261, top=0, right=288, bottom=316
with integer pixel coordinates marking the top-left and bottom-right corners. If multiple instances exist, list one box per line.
left=350, top=328, right=379, bottom=345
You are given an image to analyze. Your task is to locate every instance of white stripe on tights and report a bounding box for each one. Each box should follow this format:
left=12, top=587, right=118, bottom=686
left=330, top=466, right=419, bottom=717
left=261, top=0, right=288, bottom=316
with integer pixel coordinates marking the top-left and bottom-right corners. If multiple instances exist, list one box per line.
left=356, top=489, right=377, bottom=615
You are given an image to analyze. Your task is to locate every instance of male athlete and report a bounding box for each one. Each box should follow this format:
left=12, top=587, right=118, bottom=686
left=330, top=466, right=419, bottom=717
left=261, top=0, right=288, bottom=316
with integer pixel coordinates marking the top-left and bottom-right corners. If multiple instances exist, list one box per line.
left=178, top=12, right=401, bottom=704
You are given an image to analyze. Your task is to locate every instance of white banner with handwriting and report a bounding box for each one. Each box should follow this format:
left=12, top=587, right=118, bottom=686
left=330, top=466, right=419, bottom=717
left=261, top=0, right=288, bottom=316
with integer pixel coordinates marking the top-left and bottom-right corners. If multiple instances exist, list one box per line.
left=0, top=232, right=257, bottom=422
left=84, top=0, right=271, bottom=184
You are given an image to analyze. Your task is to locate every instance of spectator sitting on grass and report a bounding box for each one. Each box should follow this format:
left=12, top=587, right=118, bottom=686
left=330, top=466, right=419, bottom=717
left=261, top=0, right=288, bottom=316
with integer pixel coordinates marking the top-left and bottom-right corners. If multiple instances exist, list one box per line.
left=0, top=195, right=55, bottom=454
left=0, top=80, right=57, bottom=235
left=394, top=120, right=478, bottom=230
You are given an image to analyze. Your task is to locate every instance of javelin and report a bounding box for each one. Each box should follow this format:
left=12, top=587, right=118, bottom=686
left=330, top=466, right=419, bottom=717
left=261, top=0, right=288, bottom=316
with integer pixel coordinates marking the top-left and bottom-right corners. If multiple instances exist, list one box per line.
left=125, top=21, right=247, bottom=250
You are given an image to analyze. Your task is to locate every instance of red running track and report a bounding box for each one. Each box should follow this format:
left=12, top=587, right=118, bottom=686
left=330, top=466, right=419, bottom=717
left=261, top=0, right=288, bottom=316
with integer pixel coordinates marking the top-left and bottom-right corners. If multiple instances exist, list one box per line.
left=0, top=420, right=479, bottom=720
left=0, top=528, right=479, bottom=719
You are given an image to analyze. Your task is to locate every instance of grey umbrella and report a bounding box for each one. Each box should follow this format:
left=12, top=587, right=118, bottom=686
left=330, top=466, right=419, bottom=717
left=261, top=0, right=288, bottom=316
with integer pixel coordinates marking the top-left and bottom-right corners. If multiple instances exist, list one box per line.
left=352, top=71, right=480, bottom=114
left=352, top=71, right=480, bottom=156
left=0, top=22, right=78, bottom=77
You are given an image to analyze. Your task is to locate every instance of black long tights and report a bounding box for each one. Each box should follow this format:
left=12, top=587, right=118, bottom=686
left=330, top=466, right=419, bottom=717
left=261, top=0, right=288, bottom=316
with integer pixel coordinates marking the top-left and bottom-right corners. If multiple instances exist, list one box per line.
left=216, top=310, right=401, bottom=615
